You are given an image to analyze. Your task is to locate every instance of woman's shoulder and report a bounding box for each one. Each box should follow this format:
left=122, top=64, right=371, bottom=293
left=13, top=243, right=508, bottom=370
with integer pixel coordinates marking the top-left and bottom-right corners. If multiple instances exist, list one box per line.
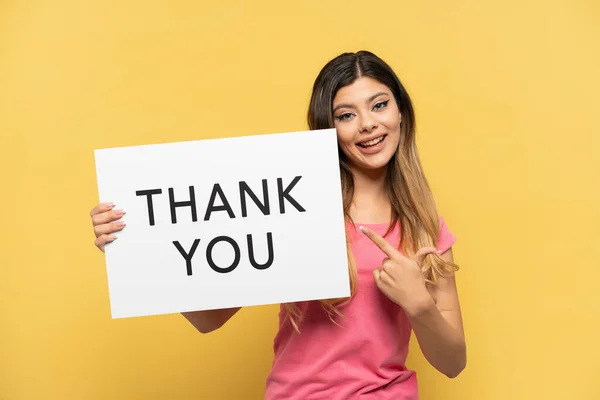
left=437, top=216, right=457, bottom=253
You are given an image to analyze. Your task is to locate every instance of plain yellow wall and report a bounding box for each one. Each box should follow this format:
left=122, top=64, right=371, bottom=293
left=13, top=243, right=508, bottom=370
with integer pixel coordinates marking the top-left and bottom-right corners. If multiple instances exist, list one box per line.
left=1, top=1, right=599, bottom=399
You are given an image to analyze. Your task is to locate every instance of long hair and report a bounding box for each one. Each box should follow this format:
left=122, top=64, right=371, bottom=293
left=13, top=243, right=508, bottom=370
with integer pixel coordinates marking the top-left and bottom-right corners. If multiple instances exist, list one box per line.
left=282, top=50, right=458, bottom=332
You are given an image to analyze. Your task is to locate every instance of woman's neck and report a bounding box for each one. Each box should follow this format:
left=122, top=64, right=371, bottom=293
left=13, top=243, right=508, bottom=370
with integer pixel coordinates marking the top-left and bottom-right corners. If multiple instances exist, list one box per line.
left=348, top=166, right=391, bottom=224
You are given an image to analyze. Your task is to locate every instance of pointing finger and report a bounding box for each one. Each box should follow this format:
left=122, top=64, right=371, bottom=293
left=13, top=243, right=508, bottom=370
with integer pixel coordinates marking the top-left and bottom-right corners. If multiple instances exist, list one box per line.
left=359, top=225, right=404, bottom=260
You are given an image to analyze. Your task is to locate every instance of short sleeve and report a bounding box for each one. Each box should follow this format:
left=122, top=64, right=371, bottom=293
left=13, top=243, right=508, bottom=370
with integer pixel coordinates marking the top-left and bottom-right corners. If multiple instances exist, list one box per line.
left=436, top=216, right=457, bottom=253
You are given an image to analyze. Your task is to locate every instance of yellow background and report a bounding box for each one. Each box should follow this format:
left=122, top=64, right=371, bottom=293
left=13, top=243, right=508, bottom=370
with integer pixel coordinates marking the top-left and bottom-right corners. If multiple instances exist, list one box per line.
left=1, top=1, right=599, bottom=399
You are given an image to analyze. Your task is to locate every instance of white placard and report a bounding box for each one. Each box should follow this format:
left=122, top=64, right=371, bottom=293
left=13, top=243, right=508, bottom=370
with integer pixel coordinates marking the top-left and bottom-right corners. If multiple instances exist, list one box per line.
left=94, top=129, right=350, bottom=319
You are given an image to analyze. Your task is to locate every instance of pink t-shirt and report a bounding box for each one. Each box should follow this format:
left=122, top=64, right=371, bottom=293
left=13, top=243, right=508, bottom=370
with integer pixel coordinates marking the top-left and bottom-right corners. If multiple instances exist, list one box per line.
left=264, top=217, right=457, bottom=399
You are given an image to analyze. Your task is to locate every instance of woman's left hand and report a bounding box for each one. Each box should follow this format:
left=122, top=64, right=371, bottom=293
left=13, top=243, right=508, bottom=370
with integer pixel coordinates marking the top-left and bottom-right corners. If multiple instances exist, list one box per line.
left=359, top=225, right=439, bottom=317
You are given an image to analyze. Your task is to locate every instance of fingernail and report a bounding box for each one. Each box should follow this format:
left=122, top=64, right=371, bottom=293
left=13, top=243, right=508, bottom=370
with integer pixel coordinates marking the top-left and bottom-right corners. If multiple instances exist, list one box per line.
left=437, top=250, right=442, bottom=253
left=116, top=221, right=126, bottom=227
left=114, top=209, right=125, bottom=216
left=106, top=202, right=115, bottom=208
left=110, top=234, right=118, bottom=240
left=359, top=225, right=365, bottom=232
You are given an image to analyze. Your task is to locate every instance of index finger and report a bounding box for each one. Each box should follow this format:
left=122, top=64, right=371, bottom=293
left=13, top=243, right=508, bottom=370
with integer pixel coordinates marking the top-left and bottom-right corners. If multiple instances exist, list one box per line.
left=359, top=225, right=404, bottom=260
left=90, top=202, right=115, bottom=217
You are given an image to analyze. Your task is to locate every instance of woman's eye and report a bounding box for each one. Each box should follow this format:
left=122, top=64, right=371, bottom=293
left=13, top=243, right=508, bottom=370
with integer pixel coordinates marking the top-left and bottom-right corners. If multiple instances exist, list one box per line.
left=335, top=113, right=353, bottom=121
left=373, top=100, right=389, bottom=110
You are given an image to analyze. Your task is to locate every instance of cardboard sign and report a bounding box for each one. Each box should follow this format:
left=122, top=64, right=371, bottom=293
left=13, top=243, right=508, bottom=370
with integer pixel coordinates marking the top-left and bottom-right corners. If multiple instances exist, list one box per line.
left=94, top=129, right=350, bottom=318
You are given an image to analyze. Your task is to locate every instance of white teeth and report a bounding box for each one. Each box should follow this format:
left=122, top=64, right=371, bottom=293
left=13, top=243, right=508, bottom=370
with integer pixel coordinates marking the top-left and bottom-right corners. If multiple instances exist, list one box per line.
left=359, top=136, right=384, bottom=147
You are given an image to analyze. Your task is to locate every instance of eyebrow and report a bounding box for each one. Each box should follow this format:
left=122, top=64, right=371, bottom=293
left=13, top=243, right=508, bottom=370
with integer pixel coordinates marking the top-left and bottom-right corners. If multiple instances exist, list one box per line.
left=332, top=91, right=390, bottom=113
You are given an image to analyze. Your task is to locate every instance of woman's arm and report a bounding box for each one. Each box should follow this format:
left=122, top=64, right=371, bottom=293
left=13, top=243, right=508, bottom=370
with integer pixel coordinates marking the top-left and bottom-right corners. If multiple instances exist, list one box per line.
left=359, top=225, right=467, bottom=378
left=181, top=307, right=242, bottom=334
left=407, top=248, right=466, bottom=378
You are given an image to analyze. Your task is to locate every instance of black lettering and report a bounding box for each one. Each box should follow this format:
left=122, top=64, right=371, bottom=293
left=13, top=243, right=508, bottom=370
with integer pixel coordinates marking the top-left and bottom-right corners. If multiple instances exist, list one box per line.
left=277, top=176, right=305, bottom=213
left=136, top=189, right=162, bottom=226
left=239, top=179, right=270, bottom=218
left=247, top=232, right=274, bottom=270
left=204, top=184, right=235, bottom=220
left=169, top=186, right=197, bottom=224
left=206, top=236, right=240, bottom=273
left=173, top=239, right=200, bottom=276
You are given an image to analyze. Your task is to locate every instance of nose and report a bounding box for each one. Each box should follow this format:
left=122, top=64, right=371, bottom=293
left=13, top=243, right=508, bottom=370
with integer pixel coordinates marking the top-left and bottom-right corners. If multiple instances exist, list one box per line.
left=359, top=114, right=378, bottom=133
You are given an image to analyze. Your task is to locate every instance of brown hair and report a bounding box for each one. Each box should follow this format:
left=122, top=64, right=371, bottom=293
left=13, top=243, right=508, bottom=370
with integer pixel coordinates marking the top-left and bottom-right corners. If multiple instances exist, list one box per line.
left=283, top=50, right=458, bottom=332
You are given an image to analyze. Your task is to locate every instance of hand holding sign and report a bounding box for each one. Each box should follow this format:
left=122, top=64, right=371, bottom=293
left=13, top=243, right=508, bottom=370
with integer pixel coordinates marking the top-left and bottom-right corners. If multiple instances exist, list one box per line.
left=359, top=225, right=439, bottom=317
left=90, top=202, right=126, bottom=252
left=93, top=128, right=351, bottom=318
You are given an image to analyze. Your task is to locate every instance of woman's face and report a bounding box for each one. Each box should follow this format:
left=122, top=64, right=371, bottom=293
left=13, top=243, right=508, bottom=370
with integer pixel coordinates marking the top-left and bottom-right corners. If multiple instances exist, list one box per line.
left=332, top=76, right=401, bottom=172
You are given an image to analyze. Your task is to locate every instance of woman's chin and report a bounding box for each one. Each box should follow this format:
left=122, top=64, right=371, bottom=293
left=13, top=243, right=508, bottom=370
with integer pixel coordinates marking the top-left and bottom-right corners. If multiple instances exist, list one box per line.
left=341, top=144, right=397, bottom=174
left=351, top=154, right=393, bottom=172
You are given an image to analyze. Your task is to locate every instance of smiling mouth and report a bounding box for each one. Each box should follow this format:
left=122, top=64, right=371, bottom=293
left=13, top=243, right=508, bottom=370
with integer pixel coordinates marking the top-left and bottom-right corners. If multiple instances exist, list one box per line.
left=357, top=135, right=386, bottom=148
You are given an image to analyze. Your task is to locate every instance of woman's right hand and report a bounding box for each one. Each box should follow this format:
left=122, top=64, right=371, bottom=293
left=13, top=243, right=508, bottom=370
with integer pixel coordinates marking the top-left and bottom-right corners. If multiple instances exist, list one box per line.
left=90, top=202, right=126, bottom=252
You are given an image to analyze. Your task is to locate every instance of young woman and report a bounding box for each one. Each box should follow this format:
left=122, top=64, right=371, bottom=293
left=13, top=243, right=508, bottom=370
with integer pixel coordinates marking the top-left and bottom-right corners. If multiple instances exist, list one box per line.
left=90, top=50, right=466, bottom=399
